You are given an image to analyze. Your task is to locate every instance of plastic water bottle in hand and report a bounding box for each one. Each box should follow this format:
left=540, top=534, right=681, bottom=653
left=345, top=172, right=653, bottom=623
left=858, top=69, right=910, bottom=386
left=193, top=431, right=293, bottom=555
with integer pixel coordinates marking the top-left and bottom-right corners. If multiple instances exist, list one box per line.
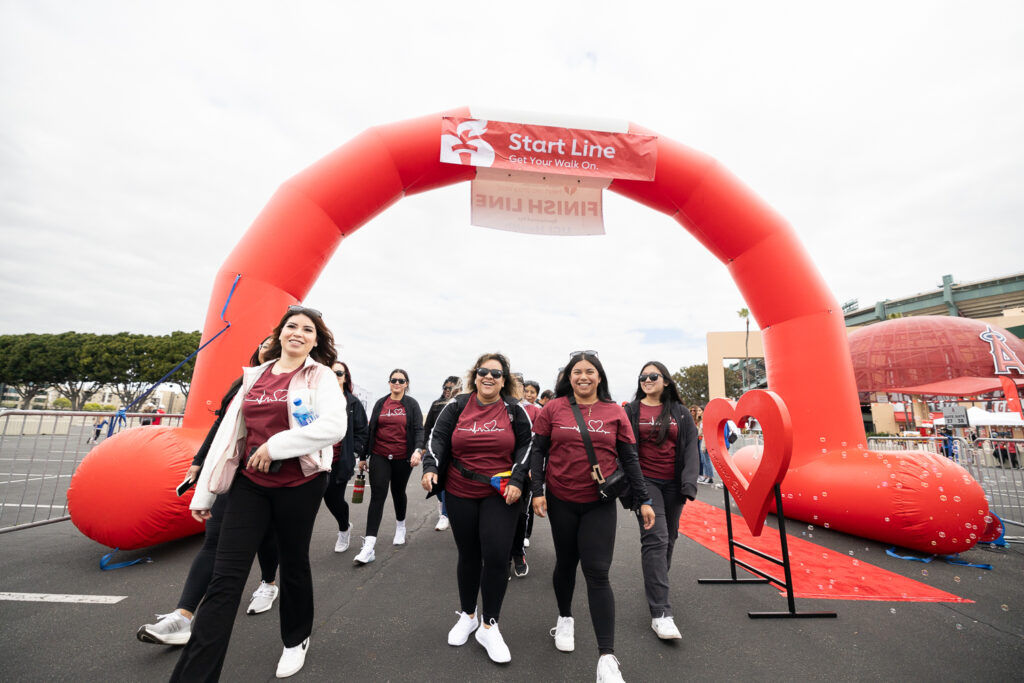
left=292, top=399, right=316, bottom=426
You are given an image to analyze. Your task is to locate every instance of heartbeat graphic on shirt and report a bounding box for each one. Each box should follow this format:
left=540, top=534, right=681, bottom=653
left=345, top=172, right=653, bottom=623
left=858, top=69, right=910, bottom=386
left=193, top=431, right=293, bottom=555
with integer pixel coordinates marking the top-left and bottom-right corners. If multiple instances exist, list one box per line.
left=245, top=390, right=290, bottom=405
left=381, top=408, right=406, bottom=418
left=640, top=417, right=677, bottom=428
left=456, top=420, right=505, bottom=434
left=558, top=419, right=611, bottom=435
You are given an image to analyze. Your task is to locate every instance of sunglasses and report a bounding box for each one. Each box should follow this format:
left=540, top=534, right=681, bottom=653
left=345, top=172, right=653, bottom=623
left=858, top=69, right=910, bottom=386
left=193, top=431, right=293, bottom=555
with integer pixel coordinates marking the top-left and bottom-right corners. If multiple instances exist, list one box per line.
left=569, top=349, right=599, bottom=359
left=334, top=370, right=346, bottom=377
left=476, top=368, right=504, bottom=379
left=639, top=372, right=662, bottom=382
left=287, top=304, right=322, bottom=318
left=389, top=378, right=407, bottom=385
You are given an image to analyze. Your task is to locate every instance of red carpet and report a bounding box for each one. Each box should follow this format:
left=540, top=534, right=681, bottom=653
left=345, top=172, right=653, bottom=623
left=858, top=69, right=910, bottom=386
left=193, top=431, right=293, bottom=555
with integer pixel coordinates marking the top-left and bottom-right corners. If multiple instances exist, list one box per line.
left=679, top=500, right=971, bottom=603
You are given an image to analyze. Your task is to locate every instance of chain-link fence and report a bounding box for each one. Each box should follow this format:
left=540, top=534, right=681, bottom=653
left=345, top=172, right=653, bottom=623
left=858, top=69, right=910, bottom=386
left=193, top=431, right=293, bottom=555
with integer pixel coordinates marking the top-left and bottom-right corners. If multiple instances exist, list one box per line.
left=0, top=410, right=183, bottom=533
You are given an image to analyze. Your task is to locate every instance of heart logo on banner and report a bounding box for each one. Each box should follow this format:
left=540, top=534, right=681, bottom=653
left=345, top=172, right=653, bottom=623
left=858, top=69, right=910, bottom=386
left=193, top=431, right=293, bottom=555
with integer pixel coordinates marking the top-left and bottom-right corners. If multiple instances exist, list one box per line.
left=703, top=390, right=793, bottom=536
left=587, top=420, right=604, bottom=433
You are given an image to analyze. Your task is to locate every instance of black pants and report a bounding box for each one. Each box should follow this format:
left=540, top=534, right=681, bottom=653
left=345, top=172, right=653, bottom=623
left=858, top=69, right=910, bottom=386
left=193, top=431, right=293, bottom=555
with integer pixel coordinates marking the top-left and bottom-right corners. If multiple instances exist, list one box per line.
left=365, top=454, right=412, bottom=537
left=637, top=478, right=685, bottom=618
left=546, top=491, right=617, bottom=655
left=177, top=494, right=279, bottom=613
left=446, top=491, right=520, bottom=623
left=171, top=472, right=328, bottom=682
left=322, top=472, right=353, bottom=531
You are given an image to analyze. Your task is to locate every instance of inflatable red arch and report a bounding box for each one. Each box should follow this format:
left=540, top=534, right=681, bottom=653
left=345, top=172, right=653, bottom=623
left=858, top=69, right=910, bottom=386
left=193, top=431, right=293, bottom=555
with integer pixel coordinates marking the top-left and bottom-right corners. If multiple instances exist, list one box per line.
left=68, top=107, right=989, bottom=553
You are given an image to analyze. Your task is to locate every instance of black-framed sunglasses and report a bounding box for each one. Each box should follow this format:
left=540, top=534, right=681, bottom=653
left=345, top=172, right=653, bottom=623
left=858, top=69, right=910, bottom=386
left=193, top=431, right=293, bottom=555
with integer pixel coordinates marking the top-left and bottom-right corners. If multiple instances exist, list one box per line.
left=389, top=377, right=407, bottom=385
left=287, top=304, right=322, bottom=318
left=569, top=349, right=599, bottom=359
left=639, top=372, right=662, bottom=382
left=334, top=370, right=346, bottom=377
left=476, top=368, right=504, bottom=379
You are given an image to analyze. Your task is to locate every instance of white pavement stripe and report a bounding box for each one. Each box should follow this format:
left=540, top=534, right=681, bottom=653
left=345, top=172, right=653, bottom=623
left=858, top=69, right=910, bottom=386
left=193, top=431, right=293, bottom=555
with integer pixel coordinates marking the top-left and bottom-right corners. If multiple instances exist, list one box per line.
left=1, top=503, right=67, bottom=509
left=0, top=474, right=73, bottom=485
left=0, top=592, right=126, bottom=604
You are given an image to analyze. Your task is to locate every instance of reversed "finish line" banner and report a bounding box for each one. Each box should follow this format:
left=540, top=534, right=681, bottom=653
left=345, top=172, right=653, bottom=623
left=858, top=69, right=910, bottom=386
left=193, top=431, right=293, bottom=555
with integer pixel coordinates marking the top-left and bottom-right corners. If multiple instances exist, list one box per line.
left=470, top=171, right=608, bottom=236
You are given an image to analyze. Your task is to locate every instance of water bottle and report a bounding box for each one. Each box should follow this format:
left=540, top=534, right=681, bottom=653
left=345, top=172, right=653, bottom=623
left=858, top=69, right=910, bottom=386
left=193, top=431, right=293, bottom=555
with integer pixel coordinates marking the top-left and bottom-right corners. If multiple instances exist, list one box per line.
left=292, top=399, right=315, bottom=426
left=352, top=471, right=365, bottom=504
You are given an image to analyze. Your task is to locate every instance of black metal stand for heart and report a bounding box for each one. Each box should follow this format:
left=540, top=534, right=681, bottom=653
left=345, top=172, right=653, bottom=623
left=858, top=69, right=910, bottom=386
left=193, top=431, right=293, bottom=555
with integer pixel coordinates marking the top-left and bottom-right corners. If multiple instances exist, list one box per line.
left=698, top=483, right=837, bottom=619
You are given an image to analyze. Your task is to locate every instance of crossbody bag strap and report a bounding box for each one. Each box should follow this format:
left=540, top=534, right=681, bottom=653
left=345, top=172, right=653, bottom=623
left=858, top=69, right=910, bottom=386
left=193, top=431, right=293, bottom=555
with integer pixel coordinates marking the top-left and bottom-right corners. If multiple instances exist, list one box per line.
left=568, top=396, right=605, bottom=484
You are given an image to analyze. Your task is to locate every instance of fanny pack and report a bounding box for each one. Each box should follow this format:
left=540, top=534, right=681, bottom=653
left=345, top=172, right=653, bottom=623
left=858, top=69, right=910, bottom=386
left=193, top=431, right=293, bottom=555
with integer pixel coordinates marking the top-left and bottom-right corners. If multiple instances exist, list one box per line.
left=453, top=461, right=513, bottom=495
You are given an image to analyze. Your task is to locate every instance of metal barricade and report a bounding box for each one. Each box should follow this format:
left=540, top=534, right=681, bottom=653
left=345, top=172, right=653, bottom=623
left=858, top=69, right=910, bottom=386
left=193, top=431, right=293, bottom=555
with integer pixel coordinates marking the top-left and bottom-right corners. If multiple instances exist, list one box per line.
left=867, top=435, right=1023, bottom=533
left=0, top=410, right=183, bottom=533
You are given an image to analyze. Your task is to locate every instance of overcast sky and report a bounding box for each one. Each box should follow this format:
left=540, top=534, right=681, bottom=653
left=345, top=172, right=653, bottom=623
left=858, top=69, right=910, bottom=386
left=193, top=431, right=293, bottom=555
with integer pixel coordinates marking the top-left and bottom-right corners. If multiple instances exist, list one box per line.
left=2, top=1, right=1022, bottom=406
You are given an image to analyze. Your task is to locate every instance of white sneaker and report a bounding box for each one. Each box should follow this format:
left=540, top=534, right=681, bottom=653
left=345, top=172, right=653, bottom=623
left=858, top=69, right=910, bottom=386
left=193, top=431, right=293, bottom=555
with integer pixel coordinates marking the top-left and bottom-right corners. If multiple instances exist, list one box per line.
left=136, top=611, right=191, bottom=645
left=394, top=521, right=407, bottom=545
left=651, top=615, right=682, bottom=639
left=435, top=515, right=450, bottom=531
left=523, top=538, right=530, bottom=548
left=596, top=654, right=626, bottom=683
left=247, top=581, right=279, bottom=615
left=475, top=619, right=511, bottom=663
left=447, top=610, right=479, bottom=646
left=354, top=537, right=376, bottom=564
left=550, top=615, right=574, bottom=652
left=335, top=524, right=352, bottom=553
left=276, top=637, right=309, bottom=678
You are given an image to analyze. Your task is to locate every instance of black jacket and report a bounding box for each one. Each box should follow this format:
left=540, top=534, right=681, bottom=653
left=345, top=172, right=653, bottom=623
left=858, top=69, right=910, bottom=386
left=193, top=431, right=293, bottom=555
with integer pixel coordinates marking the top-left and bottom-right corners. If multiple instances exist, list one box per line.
left=365, top=393, right=424, bottom=459
left=422, top=393, right=533, bottom=499
left=331, top=391, right=369, bottom=484
left=624, top=399, right=700, bottom=501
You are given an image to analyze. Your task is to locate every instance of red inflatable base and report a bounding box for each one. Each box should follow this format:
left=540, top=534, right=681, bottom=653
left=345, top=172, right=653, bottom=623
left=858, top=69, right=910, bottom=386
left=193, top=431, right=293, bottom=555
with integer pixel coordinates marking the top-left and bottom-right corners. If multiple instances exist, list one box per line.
left=733, top=446, right=989, bottom=555
left=68, top=427, right=206, bottom=550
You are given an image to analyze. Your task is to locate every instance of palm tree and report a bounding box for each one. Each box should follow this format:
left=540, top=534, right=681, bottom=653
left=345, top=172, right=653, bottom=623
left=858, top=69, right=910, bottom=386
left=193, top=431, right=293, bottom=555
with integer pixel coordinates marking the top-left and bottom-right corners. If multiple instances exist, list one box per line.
left=737, top=308, right=750, bottom=391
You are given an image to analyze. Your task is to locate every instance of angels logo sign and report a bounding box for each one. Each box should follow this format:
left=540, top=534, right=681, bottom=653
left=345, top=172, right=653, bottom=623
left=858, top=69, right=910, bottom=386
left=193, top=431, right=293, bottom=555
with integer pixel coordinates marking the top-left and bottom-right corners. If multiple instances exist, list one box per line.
left=440, top=119, right=495, bottom=167
left=980, top=325, right=1024, bottom=375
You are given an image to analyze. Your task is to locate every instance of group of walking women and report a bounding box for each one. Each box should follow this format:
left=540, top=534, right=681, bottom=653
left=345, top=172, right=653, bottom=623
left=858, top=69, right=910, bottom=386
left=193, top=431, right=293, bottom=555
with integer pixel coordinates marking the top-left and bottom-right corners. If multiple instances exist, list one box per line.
left=139, top=304, right=700, bottom=683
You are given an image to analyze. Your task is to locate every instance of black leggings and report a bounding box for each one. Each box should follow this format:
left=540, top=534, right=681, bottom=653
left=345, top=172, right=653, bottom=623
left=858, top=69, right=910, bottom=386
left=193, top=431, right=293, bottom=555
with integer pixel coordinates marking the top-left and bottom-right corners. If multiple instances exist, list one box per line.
left=546, top=492, right=617, bottom=655
left=176, top=490, right=279, bottom=613
left=322, top=473, right=353, bottom=531
left=445, top=491, right=521, bottom=623
left=171, top=473, right=327, bottom=682
left=365, top=454, right=413, bottom=537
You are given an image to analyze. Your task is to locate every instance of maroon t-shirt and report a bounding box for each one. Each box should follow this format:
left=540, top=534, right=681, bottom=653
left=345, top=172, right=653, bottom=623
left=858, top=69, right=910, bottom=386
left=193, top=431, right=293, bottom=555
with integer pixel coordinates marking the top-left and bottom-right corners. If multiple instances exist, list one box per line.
left=446, top=394, right=516, bottom=499
left=522, top=402, right=541, bottom=423
left=637, top=403, right=678, bottom=480
left=532, top=397, right=634, bottom=503
left=240, top=367, right=317, bottom=488
left=373, top=397, right=408, bottom=459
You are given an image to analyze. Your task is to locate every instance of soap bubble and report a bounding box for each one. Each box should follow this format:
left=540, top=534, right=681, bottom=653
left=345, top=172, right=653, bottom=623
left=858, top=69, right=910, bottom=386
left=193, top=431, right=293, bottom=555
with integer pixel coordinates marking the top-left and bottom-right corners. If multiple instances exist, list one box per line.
left=955, top=624, right=963, bottom=631
left=848, top=550, right=855, bottom=556
left=889, top=608, right=896, bottom=614
left=824, top=522, right=830, bottom=528
left=921, top=569, right=929, bottom=577
left=953, top=496, right=961, bottom=503
left=1001, top=604, right=1009, bottom=612
left=940, top=495, right=947, bottom=502
left=938, top=531, right=946, bottom=538
left=954, top=576, right=961, bottom=583
left=808, top=525, right=814, bottom=530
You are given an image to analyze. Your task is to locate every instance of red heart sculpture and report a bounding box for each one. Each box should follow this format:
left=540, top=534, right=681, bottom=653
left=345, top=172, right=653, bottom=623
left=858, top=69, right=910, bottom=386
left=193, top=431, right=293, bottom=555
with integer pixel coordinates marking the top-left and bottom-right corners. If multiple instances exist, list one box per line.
left=703, top=390, right=793, bottom=536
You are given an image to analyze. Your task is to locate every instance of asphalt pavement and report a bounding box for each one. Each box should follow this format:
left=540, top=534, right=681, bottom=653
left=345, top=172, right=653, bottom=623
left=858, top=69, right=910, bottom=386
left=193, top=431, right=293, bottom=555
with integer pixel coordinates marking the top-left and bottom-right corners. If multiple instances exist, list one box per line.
left=1, top=480, right=1021, bottom=682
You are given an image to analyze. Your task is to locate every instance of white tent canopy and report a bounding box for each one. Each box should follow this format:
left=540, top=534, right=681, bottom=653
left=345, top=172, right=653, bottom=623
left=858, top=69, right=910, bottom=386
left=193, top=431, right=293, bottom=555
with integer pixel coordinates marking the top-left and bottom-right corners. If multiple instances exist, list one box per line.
left=935, top=406, right=1024, bottom=427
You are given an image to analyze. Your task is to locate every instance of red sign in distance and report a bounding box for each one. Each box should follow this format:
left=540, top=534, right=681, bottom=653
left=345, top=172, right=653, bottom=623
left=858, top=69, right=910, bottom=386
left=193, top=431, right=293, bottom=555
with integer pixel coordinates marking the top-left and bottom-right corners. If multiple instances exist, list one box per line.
left=440, top=117, right=658, bottom=181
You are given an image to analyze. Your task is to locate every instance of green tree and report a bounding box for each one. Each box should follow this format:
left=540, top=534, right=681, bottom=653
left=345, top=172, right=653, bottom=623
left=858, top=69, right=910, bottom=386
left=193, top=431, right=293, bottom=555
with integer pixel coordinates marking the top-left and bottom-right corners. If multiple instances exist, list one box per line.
left=1, top=334, right=53, bottom=408
left=147, top=331, right=201, bottom=399
left=48, top=332, right=106, bottom=410
left=672, top=363, right=743, bottom=407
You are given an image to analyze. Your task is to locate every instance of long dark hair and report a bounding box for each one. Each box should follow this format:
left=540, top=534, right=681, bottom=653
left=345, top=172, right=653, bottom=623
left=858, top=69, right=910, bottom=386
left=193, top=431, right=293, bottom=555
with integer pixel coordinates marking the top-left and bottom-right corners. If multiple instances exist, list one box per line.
left=634, top=360, right=683, bottom=445
left=335, top=361, right=353, bottom=394
left=554, top=352, right=613, bottom=403
left=466, top=352, right=518, bottom=401
left=263, top=308, right=338, bottom=367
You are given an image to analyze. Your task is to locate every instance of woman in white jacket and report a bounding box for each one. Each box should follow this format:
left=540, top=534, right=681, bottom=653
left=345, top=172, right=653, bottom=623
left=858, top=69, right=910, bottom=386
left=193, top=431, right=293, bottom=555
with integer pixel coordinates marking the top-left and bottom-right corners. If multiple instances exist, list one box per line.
left=171, top=305, right=347, bottom=681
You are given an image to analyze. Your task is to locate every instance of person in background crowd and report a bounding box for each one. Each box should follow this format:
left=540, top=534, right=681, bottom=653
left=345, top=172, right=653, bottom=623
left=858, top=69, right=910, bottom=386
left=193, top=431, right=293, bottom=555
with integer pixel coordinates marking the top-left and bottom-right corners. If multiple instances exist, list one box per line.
left=510, top=379, right=542, bottom=576
left=353, top=368, right=425, bottom=564
left=421, top=352, right=533, bottom=664
left=424, top=376, right=462, bottom=532
left=323, top=361, right=369, bottom=552
left=171, top=307, right=346, bottom=680
left=531, top=351, right=653, bottom=683
left=154, top=404, right=166, bottom=425
left=625, top=362, right=699, bottom=640
left=539, top=390, right=554, bottom=407
left=87, top=415, right=109, bottom=444
left=136, top=337, right=283, bottom=648
left=692, top=405, right=714, bottom=485
left=140, top=402, right=156, bottom=426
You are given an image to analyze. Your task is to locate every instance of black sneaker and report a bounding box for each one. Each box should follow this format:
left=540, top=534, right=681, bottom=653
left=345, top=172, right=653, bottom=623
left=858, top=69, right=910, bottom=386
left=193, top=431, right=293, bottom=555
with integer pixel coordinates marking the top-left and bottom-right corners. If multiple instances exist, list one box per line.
left=513, top=553, right=528, bottom=578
